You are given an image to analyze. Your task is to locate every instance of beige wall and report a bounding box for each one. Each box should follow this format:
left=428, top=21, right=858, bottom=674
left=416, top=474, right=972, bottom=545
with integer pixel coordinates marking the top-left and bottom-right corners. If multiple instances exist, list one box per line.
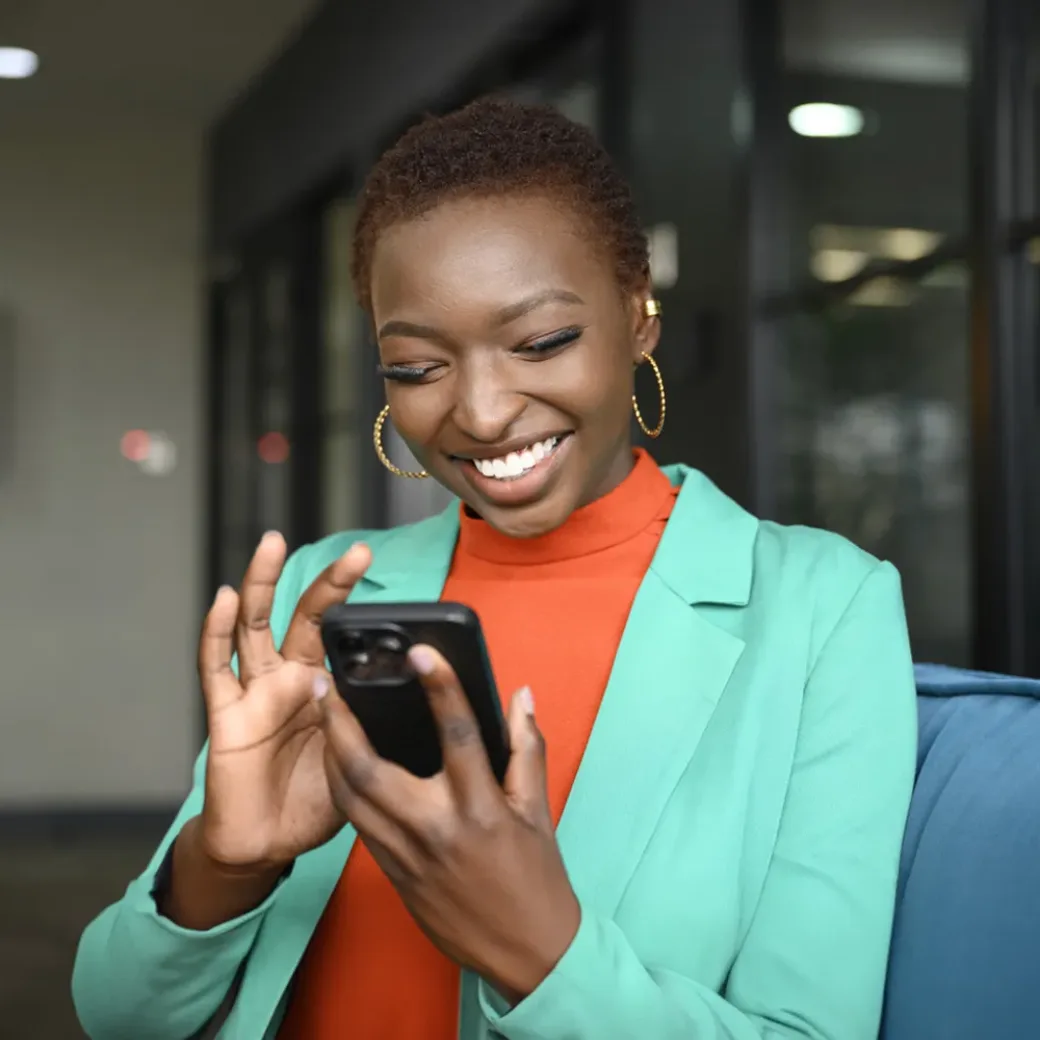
left=0, top=123, right=202, bottom=805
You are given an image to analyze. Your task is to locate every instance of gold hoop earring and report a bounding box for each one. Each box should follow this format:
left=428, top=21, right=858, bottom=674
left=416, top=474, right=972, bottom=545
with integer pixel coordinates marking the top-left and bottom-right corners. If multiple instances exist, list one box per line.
left=632, top=352, right=666, bottom=438
left=373, top=405, right=429, bottom=479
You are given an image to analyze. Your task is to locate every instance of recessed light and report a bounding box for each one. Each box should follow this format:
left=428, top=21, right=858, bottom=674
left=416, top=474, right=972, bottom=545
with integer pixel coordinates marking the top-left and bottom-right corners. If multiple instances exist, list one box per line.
left=0, top=47, right=39, bottom=80
left=811, top=248, right=870, bottom=283
left=788, top=102, right=864, bottom=139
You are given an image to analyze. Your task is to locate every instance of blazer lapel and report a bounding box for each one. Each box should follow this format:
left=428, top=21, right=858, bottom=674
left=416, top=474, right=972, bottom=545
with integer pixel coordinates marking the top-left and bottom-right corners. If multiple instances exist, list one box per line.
left=358, top=504, right=461, bottom=602
left=556, top=467, right=759, bottom=919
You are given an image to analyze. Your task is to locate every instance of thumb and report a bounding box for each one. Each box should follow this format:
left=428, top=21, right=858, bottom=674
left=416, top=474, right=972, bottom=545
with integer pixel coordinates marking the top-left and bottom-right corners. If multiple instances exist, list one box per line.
left=503, top=687, right=550, bottom=826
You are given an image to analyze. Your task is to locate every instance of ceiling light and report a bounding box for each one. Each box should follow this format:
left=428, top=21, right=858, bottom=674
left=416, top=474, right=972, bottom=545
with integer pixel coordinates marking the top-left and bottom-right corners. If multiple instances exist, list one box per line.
left=811, top=224, right=944, bottom=261
left=0, top=47, right=38, bottom=80
left=848, top=278, right=914, bottom=308
left=881, top=228, right=942, bottom=261
left=788, top=102, right=864, bottom=138
left=812, top=248, right=870, bottom=283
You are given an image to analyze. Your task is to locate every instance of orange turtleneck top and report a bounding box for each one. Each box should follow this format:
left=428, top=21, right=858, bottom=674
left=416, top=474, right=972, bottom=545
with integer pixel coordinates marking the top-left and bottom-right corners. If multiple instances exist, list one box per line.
left=278, top=448, right=677, bottom=1039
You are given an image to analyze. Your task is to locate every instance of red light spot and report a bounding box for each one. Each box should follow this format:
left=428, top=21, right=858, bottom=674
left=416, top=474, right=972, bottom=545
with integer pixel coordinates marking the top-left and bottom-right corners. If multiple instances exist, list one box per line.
left=121, top=429, right=150, bottom=462
left=258, top=431, right=290, bottom=464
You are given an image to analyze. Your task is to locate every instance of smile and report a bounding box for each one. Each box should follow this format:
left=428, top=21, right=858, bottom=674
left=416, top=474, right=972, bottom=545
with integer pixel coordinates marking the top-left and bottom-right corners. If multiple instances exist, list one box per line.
left=468, top=436, right=562, bottom=482
left=453, top=432, right=574, bottom=509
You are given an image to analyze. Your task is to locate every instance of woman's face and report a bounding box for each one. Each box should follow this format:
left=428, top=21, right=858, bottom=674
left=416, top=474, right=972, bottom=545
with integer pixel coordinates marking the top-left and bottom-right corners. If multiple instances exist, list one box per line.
left=369, top=193, right=659, bottom=538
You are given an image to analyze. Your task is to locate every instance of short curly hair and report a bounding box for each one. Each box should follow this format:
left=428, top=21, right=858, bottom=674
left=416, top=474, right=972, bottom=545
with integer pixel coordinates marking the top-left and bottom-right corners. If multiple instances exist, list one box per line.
left=351, top=96, right=649, bottom=316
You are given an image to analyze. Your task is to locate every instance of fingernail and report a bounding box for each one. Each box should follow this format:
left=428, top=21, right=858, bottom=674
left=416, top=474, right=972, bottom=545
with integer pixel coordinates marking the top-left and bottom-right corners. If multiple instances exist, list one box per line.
left=409, top=646, right=436, bottom=676
left=312, top=675, right=330, bottom=701
left=263, top=530, right=281, bottom=540
left=517, top=686, right=535, bottom=716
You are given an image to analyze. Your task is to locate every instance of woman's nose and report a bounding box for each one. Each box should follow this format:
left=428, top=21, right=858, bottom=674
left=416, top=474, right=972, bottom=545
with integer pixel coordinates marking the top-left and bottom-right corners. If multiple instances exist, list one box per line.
left=451, top=364, right=525, bottom=444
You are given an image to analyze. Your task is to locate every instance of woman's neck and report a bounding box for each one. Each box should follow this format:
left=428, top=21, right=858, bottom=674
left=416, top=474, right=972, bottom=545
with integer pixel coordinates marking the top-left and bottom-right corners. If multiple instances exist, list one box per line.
left=575, top=439, right=637, bottom=511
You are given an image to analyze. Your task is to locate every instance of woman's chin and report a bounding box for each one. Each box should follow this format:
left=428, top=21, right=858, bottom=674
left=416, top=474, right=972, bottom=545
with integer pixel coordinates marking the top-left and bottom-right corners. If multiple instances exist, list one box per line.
left=477, top=500, right=575, bottom=540
left=456, top=478, right=580, bottom=540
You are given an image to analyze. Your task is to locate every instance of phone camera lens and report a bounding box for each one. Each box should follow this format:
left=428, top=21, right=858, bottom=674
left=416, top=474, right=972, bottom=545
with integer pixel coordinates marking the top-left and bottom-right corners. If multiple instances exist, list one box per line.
left=341, top=632, right=367, bottom=656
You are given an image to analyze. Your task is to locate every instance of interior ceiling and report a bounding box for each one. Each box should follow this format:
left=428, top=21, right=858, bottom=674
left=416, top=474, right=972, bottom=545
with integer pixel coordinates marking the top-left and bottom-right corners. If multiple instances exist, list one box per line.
left=785, top=0, right=967, bottom=85
left=0, top=0, right=321, bottom=126
left=0, top=0, right=973, bottom=132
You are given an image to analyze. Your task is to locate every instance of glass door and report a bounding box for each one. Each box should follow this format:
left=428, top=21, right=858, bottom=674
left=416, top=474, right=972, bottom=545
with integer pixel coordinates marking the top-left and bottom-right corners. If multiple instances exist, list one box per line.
left=321, top=197, right=375, bottom=534
left=759, top=0, right=972, bottom=664
left=208, top=209, right=325, bottom=594
left=210, top=268, right=256, bottom=590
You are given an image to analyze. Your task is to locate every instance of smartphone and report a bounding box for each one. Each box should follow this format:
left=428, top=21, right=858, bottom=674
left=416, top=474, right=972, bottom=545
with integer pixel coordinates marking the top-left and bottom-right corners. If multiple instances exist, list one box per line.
left=320, top=602, right=510, bottom=783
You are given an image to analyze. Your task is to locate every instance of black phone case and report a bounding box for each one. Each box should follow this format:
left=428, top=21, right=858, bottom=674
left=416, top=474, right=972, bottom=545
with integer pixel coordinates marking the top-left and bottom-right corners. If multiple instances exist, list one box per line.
left=320, top=602, right=510, bottom=783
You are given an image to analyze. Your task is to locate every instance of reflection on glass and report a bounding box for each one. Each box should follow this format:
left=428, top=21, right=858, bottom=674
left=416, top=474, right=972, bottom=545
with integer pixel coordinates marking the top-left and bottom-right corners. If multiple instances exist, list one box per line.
left=323, top=198, right=362, bottom=533
left=780, top=0, right=967, bottom=285
left=1033, top=5, right=1040, bottom=199
left=256, top=263, right=292, bottom=536
left=775, top=270, right=971, bottom=664
left=219, top=281, right=254, bottom=587
left=773, top=0, right=970, bottom=663
left=784, top=0, right=967, bottom=87
left=810, top=224, right=945, bottom=277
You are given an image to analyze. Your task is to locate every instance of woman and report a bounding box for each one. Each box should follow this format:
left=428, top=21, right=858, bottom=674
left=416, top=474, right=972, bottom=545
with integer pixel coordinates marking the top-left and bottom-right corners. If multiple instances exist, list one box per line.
left=73, top=98, right=917, bottom=1040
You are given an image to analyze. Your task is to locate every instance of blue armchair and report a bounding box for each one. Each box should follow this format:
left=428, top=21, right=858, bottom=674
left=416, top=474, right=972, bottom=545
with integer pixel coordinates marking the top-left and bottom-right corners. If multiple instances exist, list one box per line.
left=882, top=664, right=1040, bottom=1039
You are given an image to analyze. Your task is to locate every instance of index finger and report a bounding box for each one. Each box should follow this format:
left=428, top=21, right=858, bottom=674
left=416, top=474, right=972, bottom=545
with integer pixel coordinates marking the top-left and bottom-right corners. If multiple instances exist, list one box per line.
left=235, top=532, right=288, bottom=683
left=279, top=542, right=372, bottom=665
left=409, top=644, right=499, bottom=813
left=197, top=585, right=244, bottom=715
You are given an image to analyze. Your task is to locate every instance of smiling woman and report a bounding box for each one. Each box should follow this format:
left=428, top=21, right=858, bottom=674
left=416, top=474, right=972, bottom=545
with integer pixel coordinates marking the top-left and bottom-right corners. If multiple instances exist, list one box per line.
left=355, top=101, right=658, bottom=538
left=72, top=98, right=918, bottom=1040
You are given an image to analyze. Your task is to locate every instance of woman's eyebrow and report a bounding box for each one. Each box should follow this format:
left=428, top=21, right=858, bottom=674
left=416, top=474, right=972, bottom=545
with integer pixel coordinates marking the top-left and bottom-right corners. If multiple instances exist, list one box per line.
left=491, top=289, right=585, bottom=328
left=377, top=289, right=585, bottom=341
left=377, top=319, right=449, bottom=342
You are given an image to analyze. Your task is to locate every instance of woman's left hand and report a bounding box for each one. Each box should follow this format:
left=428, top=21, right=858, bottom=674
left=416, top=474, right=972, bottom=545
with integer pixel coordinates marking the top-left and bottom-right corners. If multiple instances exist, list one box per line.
left=318, top=644, right=581, bottom=1003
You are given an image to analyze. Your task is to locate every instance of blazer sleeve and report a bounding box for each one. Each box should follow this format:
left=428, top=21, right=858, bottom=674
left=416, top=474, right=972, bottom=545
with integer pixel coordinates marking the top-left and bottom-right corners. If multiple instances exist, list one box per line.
left=478, top=560, right=918, bottom=1040
left=71, top=545, right=311, bottom=1040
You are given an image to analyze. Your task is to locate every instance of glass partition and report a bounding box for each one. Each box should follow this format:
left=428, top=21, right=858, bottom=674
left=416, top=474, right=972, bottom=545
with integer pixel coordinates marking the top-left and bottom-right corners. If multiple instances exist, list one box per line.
left=768, top=0, right=971, bottom=662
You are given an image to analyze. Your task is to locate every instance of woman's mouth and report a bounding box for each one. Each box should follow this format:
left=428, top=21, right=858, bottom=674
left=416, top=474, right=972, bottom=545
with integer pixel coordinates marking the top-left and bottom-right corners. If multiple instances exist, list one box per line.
left=469, top=435, right=562, bottom=481
left=453, top=434, right=573, bottom=507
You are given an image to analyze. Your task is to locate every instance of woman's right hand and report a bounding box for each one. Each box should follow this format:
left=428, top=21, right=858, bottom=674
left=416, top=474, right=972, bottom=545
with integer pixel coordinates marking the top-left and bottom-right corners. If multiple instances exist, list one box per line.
left=194, top=532, right=372, bottom=874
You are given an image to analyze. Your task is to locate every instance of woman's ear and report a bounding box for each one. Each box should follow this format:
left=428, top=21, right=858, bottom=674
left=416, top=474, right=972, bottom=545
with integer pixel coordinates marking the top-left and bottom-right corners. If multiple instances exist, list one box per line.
left=629, top=289, right=662, bottom=363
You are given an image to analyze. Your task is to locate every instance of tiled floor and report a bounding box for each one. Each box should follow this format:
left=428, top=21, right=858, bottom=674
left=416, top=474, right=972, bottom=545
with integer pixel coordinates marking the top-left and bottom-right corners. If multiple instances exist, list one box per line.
left=0, top=837, right=157, bottom=1039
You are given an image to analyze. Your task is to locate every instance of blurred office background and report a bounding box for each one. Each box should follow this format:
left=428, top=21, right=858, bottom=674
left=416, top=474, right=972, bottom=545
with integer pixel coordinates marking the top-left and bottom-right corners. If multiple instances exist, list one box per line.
left=1, top=0, right=1039, bottom=1034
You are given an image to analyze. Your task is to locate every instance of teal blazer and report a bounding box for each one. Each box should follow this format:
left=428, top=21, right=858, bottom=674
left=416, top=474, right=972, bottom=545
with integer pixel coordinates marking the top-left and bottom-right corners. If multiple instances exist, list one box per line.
left=73, top=465, right=917, bottom=1039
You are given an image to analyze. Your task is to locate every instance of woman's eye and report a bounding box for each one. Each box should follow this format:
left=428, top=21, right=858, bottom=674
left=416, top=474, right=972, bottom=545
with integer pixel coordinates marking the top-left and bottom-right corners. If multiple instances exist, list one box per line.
left=518, top=326, right=584, bottom=357
left=376, top=363, right=436, bottom=383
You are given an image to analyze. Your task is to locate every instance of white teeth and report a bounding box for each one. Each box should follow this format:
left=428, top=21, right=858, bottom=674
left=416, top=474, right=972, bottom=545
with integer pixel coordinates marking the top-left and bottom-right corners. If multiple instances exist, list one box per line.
left=473, top=436, right=559, bottom=480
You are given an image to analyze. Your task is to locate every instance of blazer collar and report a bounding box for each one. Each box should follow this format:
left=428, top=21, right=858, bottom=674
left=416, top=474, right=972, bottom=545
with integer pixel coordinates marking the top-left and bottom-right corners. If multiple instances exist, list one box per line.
left=654, top=463, right=757, bottom=606
left=360, top=505, right=460, bottom=596
left=360, top=463, right=758, bottom=606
